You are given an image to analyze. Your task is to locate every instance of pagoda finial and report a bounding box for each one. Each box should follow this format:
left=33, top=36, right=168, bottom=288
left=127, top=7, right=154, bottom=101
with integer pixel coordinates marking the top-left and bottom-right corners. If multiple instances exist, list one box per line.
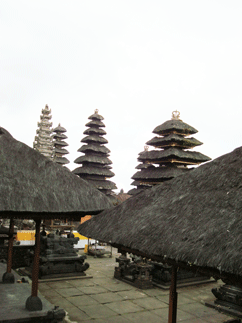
left=95, top=109, right=99, bottom=114
left=171, top=110, right=180, bottom=120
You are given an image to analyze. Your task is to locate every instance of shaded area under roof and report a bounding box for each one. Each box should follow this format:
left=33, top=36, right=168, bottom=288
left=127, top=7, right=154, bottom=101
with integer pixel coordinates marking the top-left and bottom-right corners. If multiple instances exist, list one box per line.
left=0, top=127, right=112, bottom=219
left=79, top=146, right=242, bottom=279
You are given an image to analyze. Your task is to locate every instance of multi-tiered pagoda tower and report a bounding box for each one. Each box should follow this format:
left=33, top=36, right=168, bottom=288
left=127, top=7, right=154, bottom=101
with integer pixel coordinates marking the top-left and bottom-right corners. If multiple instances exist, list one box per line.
left=33, top=105, right=53, bottom=159
left=73, top=109, right=117, bottom=200
left=53, top=124, right=70, bottom=166
left=129, top=111, right=211, bottom=195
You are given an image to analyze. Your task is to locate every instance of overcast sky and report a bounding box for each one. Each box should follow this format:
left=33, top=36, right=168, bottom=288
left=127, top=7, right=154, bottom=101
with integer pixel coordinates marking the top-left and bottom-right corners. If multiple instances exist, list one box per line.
left=1, top=1, right=242, bottom=193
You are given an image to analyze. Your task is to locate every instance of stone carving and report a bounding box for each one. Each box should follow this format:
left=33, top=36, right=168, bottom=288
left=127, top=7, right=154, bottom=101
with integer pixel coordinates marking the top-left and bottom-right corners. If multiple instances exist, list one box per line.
left=28, top=233, right=89, bottom=278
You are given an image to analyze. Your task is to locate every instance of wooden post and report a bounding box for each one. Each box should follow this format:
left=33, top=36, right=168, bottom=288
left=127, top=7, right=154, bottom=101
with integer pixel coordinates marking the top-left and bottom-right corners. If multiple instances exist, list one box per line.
left=2, top=218, right=15, bottom=283
left=168, top=265, right=178, bottom=323
left=31, top=219, right=41, bottom=297
left=25, top=219, right=43, bottom=311
left=6, top=219, right=14, bottom=273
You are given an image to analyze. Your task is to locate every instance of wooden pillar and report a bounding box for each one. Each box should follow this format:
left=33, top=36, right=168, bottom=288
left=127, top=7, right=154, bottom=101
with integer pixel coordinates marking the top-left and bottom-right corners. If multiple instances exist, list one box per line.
left=168, top=265, right=178, bottom=323
left=26, top=219, right=43, bottom=311
left=6, top=219, right=14, bottom=273
left=31, top=219, right=41, bottom=297
left=2, top=218, right=15, bottom=283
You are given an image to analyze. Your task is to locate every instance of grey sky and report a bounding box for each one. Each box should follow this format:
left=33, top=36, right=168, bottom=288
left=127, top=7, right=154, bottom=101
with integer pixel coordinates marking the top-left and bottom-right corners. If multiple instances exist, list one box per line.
left=1, top=1, right=242, bottom=193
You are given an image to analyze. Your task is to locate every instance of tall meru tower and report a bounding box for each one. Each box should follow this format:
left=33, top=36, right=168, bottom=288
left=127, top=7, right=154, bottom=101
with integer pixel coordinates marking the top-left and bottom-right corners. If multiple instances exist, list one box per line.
left=128, top=110, right=211, bottom=195
left=33, top=104, right=53, bottom=160
left=72, top=109, right=117, bottom=201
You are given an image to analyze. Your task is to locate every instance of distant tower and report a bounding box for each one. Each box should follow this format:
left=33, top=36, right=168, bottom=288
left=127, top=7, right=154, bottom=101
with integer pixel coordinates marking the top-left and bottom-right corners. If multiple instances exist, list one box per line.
left=128, top=111, right=211, bottom=195
left=73, top=109, right=117, bottom=200
left=53, top=124, right=70, bottom=165
left=33, top=105, right=53, bottom=159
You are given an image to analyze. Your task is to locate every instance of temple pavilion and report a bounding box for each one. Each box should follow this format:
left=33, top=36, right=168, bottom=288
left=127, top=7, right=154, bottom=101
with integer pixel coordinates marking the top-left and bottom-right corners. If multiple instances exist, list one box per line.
left=33, top=104, right=53, bottom=160
left=129, top=110, right=211, bottom=195
left=73, top=109, right=117, bottom=201
left=53, top=124, right=70, bottom=165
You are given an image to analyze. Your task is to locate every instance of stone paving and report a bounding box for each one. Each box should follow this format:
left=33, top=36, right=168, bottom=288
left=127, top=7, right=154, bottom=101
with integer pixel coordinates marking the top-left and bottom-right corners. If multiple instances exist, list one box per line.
left=38, top=249, right=237, bottom=323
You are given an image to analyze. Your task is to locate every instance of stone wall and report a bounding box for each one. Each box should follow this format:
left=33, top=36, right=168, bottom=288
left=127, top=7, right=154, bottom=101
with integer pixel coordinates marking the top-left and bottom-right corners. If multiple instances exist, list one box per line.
left=0, top=245, right=34, bottom=268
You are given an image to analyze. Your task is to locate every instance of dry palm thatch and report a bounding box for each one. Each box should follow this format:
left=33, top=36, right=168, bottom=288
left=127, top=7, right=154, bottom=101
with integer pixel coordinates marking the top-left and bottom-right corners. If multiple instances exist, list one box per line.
left=79, top=146, right=242, bottom=281
left=0, top=127, right=112, bottom=220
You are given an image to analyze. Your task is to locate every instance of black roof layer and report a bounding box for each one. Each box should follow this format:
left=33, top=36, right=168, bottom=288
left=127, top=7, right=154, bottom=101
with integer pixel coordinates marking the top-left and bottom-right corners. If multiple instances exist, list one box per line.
left=74, top=155, right=112, bottom=166
left=86, top=179, right=117, bottom=190
left=79, top=146, right=242, bottom=279
left=78, top=144, right=110, bottom=155
left=73, top=166, right=115, bottom=177
left=132, top=166, right=191, bottom=181
left=83, top=128, right=107, bottom=136
left=146, top=134, right=203, bottom=149
left=138, top=148, right=211, bottom=165
left=81, top=135, right=108, bottom=144
left=85, top=120, right=105, bottom=128
left=88, top=112, right=104, bottom=121
left=0, top=128, right=112, bottom=219
left=153, top=119, right=198, bottom=136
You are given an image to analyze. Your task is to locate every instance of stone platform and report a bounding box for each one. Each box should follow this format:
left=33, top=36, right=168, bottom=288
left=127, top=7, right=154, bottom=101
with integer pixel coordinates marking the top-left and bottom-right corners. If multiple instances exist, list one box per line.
left=0, top=262, right=65, bottom=322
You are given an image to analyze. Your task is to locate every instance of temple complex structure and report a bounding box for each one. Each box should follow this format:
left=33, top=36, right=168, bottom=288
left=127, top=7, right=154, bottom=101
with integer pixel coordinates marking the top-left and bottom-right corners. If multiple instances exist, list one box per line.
left=73, top=109, right=117, bottom=201
left=128, top=110, right=211, bottom=195
left=121, top=111, right=212, bottom=289
left=53, top=124, right=70, bottom=165
left=33, top=105, right=53, bottom=160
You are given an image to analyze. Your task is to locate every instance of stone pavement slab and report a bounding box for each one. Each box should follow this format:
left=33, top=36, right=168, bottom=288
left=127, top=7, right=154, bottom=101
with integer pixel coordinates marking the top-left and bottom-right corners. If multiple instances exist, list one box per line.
left=78, top=285, right=108, bottom=294
left=56, top=287, right=84, bottom=297
left=67, top=294, right=99, bottom=307
left=132, top=296, right=169, bottom=309
left=105, top=299, right=144, bottom=314
left=123, top=310, right=166, bottom=323
left=117, top=289, right=147, bottom=300
left=79, top=303, right=118, bottom=319
left=90, top=291, right=124, bottom=303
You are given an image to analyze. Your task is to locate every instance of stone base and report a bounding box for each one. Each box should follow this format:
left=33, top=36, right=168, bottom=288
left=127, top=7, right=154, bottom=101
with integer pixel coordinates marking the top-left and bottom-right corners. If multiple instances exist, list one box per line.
left=2, top=272, right=15, bottom=283
left=25, top=295, right=43, bottom=311
left=206, top=300, right=242, bottom=320
left=114, top=269, right=153, bottom=290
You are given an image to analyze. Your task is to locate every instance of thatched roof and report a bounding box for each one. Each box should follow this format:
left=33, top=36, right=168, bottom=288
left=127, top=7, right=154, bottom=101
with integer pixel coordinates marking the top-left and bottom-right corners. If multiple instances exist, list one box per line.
left=83, top=127, right=107, bottom=136
left=53, top=133, right=67, bottom=140
left=132, top=166, right=191, bottom=181
left=0, top=128, right=112, bottom=220
left=85, top=120, right=105, bottom=128
left=53, top=156, right=70, bottom=165
left=53, top=125, right=67, bottom=133
left=81, top=135, right=108, bottom=144
left=79, top=146, right=242, bottom=279
left=73, top=166, right=115, bottom=177
left=88, top=112, right=104, bottom=120
left=146, top=134, right=202, bottom=149
left=86, top=179, right=117, bottom=190
left=78, top=144, right=110, bottom=155
left=153, top=119, right=198, bottom=136
left=138, top=148, right=211, bottom=165
left=74, top=155, right=112, bottom=165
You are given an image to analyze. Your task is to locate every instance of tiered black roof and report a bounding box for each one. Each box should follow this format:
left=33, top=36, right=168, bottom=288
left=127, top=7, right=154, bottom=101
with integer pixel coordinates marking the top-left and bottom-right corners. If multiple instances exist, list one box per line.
left=73, top=110, right=117, bottom=198
left=53, top=124, right=70, bottom=165
left=128, top=111, right=211, bottom=195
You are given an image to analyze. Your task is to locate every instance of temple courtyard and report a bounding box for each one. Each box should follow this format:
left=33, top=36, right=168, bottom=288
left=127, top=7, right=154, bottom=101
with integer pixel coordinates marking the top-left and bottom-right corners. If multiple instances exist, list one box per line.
left=35, top=248, right=237, bottom=323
